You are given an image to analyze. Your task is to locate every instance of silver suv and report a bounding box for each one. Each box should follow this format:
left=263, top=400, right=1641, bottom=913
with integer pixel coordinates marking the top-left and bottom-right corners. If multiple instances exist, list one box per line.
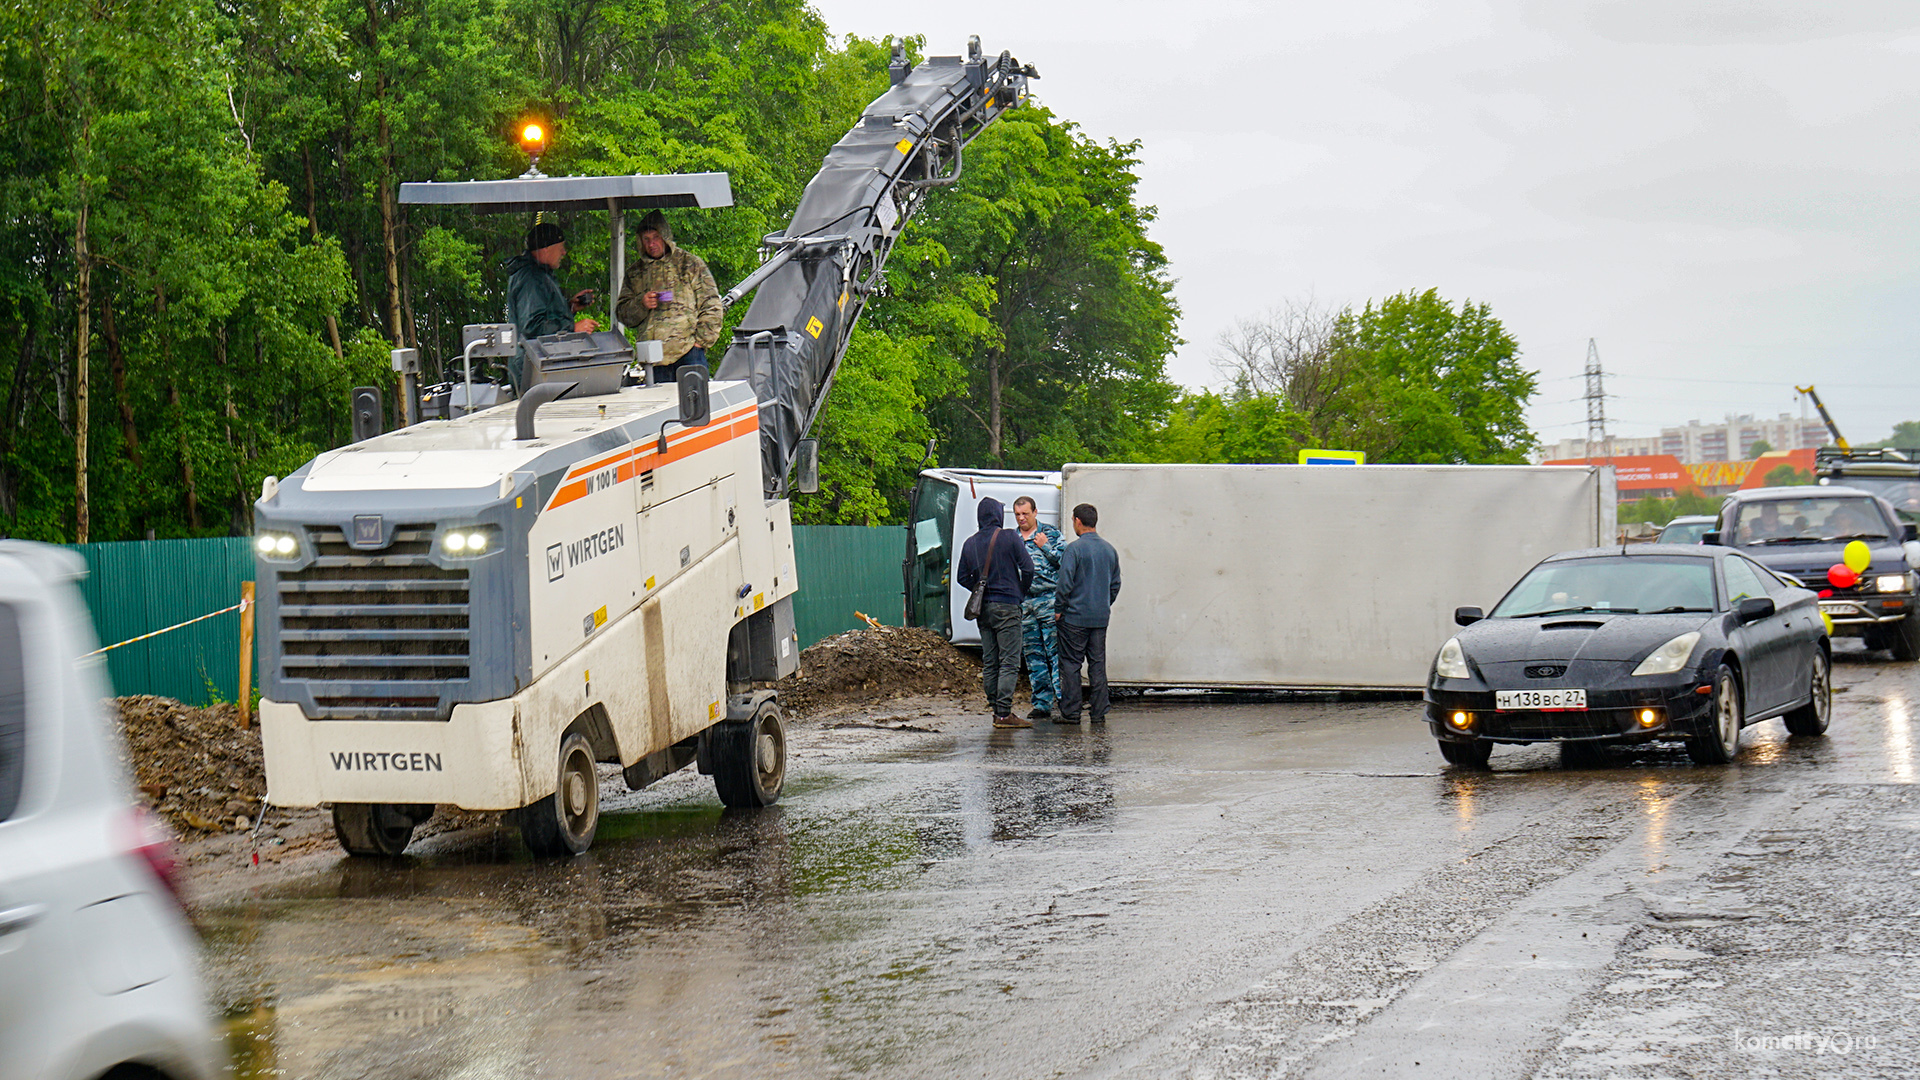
left=0, top=543, right=225, bottom=1080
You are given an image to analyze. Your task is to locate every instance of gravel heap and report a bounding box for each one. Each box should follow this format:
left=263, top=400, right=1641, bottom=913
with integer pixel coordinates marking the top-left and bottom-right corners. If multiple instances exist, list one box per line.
left=778, top=624, right=980, bottom=716
left=114, top=695, right=264, bottom=835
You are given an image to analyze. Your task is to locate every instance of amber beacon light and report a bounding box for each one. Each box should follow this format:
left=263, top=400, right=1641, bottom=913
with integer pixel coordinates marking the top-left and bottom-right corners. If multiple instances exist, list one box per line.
left=518, top=122, right=547, bottom=177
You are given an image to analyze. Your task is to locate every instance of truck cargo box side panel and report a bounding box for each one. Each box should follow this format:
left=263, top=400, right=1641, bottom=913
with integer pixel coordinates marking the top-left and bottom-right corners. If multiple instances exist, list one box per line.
left=1059, top=464, right=1609, bottom=690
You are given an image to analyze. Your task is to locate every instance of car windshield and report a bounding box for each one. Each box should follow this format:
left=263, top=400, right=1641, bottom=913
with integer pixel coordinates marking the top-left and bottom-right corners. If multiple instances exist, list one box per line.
left=1732, top=496, right=1888, bottom=546
left=1831, top=477, right=1920, bottom=522
left=1491, top=556, right=1719, bottom=618
left=1658, top=520, right=1711, bottom=544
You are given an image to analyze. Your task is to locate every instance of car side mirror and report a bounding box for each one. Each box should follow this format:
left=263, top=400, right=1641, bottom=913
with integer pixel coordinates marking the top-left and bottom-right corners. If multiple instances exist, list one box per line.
left=1736, top=596, right=1775, bottom=623
left=1701, top=530, right=1722, bottom=546
left=1905, top=523, right=1918, bottom=542
left=795, top=439, right=820, bottom=495
left=1454, top=606, right=1483, bottom=626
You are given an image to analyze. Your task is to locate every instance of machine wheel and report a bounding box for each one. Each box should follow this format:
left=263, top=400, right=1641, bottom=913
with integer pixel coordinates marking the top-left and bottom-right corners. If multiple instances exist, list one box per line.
left=714, top=698, right=788, bottom=807
left=1890, top=615, right=1920, bottom=662
left=332, top=803, right=421, bottom=857
left=1559, top=740, right=1610, bottom=769
left=1782, top=649, right=1832, bottom=736
left=1686, top=665, right=1743, bottom=765
left=520, top=732, right=600, bottom=857
left=1436, top=739, right=1491, bottom=769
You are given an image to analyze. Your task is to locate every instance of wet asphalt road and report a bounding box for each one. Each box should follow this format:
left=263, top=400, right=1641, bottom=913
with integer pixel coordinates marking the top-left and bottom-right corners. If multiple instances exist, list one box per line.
left=202, top=645, right=1920, bottom=1079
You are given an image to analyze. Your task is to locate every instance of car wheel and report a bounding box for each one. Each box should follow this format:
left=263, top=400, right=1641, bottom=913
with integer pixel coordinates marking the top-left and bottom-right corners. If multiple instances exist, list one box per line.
left=519, top=732, right=600, bottom=857
left=1782, top=649, right=1832, bottom=736
left=1436, top=739, right=1492, bottom=769
left=1686, top=664, right=1743, bottom=765
left=1890, top=615, right=1920, bottom=662
left=1559, top=740, right=1610, bottom=769
left=333, top=802, right=417, bottom=857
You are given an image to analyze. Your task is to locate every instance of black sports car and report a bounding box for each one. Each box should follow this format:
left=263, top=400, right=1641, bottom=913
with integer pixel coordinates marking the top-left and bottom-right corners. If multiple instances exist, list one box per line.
left=1425, top=544, right=1831, bottom=769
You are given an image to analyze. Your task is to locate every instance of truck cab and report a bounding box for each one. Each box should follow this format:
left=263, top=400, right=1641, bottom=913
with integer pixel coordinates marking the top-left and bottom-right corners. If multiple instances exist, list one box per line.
left=905, top=468, right=1059, bottom=645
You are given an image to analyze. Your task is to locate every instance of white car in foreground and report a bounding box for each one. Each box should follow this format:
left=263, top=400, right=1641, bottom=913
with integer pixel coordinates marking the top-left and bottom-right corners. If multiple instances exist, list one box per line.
left=0, top=542, right=225, bottom=1080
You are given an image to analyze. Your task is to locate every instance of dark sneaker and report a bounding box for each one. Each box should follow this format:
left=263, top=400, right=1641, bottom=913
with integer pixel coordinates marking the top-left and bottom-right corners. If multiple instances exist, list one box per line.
left=1089, top=716, right=1107, bottom=724
left=1027, top=707, right=1051, bottom=720
left=1056, top=715, right=1082, bottom=724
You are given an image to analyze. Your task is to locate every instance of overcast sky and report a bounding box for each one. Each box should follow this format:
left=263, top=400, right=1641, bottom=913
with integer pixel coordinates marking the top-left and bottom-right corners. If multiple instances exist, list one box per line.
left=807, top=0, right=1920, bottom=448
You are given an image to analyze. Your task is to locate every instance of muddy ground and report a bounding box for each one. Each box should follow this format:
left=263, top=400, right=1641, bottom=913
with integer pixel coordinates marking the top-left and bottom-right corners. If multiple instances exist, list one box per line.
left=123, top=626, right=993, bottom=902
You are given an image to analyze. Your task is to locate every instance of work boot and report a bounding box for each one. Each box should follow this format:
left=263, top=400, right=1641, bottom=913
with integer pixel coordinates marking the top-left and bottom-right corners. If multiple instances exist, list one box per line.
left=1027, top=706, right=1051, bottom=720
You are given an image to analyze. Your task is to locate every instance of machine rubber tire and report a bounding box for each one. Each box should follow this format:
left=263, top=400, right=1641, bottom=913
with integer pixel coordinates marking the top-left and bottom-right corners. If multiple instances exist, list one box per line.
left=1436, top=739, right=1491, bottom=769
left=714, top=699, right=788, bottom=807
left=1686, top=664, right=1743, bottom=765
left=1782, top=649, right=1832, bottom=736
left=519, top=732, right=600, bottom=857
left=1559, top=740, right=1610, bottom=769
left=1890, top=615, right=1920, bottom=662
left=332, top=803, right=418, bottom=857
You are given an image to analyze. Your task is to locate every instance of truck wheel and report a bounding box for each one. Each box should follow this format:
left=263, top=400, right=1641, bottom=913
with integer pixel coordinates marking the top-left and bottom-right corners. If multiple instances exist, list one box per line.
left=714, top=699, right=787, bottom=807
left=1686, top=664, right=1743, bottom=765
left=1891, top=615, right=1920, bottom=662
left=332, top=803, right=417, bottom=857
left=1782, top=649, right=1832, bottom=736
left=1436, top=739, right=1491, bottom=769
left=520, top=732, right=600, bottom=857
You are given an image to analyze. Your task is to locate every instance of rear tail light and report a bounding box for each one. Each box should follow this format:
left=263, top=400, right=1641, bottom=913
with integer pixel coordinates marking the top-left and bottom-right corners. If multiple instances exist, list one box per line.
left=121, top=806, right=185, bottom=910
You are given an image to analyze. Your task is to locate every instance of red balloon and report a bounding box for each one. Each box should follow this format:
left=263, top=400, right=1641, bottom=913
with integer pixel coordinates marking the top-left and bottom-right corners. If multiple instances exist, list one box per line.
left=1828, top=564, right=1859, bottom=589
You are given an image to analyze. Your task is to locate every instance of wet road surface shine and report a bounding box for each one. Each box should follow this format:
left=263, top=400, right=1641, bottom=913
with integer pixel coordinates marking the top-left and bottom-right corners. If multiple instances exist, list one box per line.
left=205, top=648, right=1920, bottom=1078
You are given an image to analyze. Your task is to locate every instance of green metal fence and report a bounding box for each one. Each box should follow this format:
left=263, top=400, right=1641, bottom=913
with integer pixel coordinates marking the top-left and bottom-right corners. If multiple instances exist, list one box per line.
left=790, top=525, right=904, bottom=646
left=66, top=526, right=905, bottom=704
left=68, top=538, right=257, bottom=706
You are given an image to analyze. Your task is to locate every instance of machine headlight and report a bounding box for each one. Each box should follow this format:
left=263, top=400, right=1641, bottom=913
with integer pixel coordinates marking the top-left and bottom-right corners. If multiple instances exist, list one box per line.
left=1876, top=573, right=1910, bottom=594
left=255, top=531, right=299, bottom=559
left=1631, top=631, right=1701, bottom=676
left=1434, top=637, right=1470, bottom=680
left=441, top=528, right=495, bottom=556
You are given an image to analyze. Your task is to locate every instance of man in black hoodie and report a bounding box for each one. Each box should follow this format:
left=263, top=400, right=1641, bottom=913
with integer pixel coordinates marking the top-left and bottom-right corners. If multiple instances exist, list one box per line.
left=505, top=222, right=598, bottom=384
left=956, top=497, right=1035, bottom=728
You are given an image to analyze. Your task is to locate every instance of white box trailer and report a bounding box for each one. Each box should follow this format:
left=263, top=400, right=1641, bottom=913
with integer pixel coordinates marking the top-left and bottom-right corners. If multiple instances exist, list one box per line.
left=906, top=463, right=1616, bottom=690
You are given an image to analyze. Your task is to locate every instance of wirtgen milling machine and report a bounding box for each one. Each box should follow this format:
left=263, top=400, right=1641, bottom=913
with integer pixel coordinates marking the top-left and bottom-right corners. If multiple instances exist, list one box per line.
left=255, top=39, right=1037, bottom=856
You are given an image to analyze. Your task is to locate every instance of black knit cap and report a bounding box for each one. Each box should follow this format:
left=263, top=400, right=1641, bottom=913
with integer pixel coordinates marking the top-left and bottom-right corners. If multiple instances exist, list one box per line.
left=526, top=221, right=565, bottom=252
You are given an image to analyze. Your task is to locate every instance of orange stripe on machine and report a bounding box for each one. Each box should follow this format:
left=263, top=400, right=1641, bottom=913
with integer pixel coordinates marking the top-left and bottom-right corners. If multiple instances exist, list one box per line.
left=542, top=405, right=759, bottom=512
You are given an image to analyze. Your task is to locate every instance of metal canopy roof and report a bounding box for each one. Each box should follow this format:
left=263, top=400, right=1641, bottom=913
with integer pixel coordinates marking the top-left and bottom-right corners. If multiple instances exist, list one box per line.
left=397, top=172, right=733, bottom=214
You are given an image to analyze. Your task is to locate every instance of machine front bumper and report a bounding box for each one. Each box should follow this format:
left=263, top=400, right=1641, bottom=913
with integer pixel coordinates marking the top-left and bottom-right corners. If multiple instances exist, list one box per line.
left=260, top=698, right=532, bottom=809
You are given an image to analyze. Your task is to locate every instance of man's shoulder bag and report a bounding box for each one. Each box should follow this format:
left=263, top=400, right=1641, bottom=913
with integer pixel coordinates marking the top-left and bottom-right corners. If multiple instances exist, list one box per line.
left=963, top=531, right=1002, bottom=622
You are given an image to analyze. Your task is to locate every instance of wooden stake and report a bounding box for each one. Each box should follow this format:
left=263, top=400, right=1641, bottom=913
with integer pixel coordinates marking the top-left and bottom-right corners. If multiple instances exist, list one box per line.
left=237, top=581, right=256, bottom=727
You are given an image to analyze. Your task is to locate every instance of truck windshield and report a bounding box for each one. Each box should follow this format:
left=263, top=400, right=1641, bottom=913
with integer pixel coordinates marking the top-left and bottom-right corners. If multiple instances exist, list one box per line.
left=1732, top=495, right=1888, bottom=545
left=905, top=479, right=958, bottom=634
left=1492, top=557, right=1719, bottom=618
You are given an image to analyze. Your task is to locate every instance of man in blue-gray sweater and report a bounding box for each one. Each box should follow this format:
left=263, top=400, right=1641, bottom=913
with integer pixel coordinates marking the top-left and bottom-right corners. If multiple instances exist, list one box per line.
left=1054, top=503, right=1121, bottom=724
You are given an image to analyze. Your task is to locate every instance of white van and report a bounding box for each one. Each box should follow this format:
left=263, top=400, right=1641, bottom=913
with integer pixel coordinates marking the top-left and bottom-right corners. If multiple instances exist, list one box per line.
left=0, top=542, right=225, bottom=1080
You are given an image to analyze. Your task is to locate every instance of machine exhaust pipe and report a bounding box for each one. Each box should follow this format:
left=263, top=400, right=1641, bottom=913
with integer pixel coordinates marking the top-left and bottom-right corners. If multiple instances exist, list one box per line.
left=515, top=381, right=577, bottom=441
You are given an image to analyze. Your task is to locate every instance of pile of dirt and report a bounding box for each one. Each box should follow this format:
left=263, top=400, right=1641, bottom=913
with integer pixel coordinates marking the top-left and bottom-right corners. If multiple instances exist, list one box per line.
left=115, top=696, right=265, bottom=835
left=779, top=624, right=980, bottom=716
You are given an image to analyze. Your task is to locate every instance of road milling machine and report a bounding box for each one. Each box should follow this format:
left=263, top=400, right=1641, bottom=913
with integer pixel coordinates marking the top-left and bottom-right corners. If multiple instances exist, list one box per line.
left=254, top=38, right=1038, bottom=856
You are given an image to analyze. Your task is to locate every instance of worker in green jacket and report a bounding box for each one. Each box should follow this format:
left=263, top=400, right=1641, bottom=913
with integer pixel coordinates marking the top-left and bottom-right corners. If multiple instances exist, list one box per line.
left=506, top=221, right=598, bottom=340
left=615, top=210, right=722, bottom=381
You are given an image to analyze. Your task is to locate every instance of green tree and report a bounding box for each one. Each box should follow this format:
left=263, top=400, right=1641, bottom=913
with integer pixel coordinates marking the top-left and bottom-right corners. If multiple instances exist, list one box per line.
left=1142, top=390, right=1310, bottom=464
left=1764, top=465, right=1814, bottom=487
left=1869, top=420, right=1920, bottom=448
left=1747, top=439, right=1773, bottom=458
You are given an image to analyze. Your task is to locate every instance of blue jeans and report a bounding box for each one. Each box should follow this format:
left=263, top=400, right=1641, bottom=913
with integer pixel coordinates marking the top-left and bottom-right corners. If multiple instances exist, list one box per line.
left=655, top=346, right=708, bottom=384
left=978, top=602, right=1023, bottom=717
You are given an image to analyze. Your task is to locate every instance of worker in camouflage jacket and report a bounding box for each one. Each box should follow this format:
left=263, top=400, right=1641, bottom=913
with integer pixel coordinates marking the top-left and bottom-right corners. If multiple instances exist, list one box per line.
left=1012, top=496, right=1064, bottom=720
left=615, top=210, right=724, bottom=380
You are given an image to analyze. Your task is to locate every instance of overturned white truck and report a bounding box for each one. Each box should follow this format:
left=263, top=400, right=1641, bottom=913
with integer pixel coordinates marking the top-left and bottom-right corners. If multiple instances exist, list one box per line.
left=256, top=39, right=1039, bottom=856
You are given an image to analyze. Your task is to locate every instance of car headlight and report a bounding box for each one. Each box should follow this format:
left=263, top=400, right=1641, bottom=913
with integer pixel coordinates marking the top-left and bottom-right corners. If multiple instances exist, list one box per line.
left=441, top=527, right=496, bottom=556
left=1631, top=631, right=1701, bottom=676
left=254, top=531, right=300, bottom=559
left=1434, top=637, right=1470, bottom=680
left=1876, top=573, right=1911, bottom=594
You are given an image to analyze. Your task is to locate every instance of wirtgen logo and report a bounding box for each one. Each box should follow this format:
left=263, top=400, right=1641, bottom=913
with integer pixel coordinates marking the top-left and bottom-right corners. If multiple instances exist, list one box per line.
left=1731, top=1028, right=1875, bottom=1055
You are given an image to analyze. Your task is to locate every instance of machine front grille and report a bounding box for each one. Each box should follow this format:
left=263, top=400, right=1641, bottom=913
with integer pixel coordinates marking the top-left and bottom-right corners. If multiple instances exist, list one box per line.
left=277, top=525, right=469, bottom=718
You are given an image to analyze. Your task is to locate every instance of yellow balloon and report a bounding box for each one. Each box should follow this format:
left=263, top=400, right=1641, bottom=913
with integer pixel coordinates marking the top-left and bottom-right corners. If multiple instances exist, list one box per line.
left=1821, top=610, right=1834, bottom=637
left=1844, top=539, right=1871, bottom=574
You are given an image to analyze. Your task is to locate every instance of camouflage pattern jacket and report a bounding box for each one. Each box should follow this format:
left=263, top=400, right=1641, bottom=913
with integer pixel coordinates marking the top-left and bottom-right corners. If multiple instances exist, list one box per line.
left=615, top=232, right=722, bottom=363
